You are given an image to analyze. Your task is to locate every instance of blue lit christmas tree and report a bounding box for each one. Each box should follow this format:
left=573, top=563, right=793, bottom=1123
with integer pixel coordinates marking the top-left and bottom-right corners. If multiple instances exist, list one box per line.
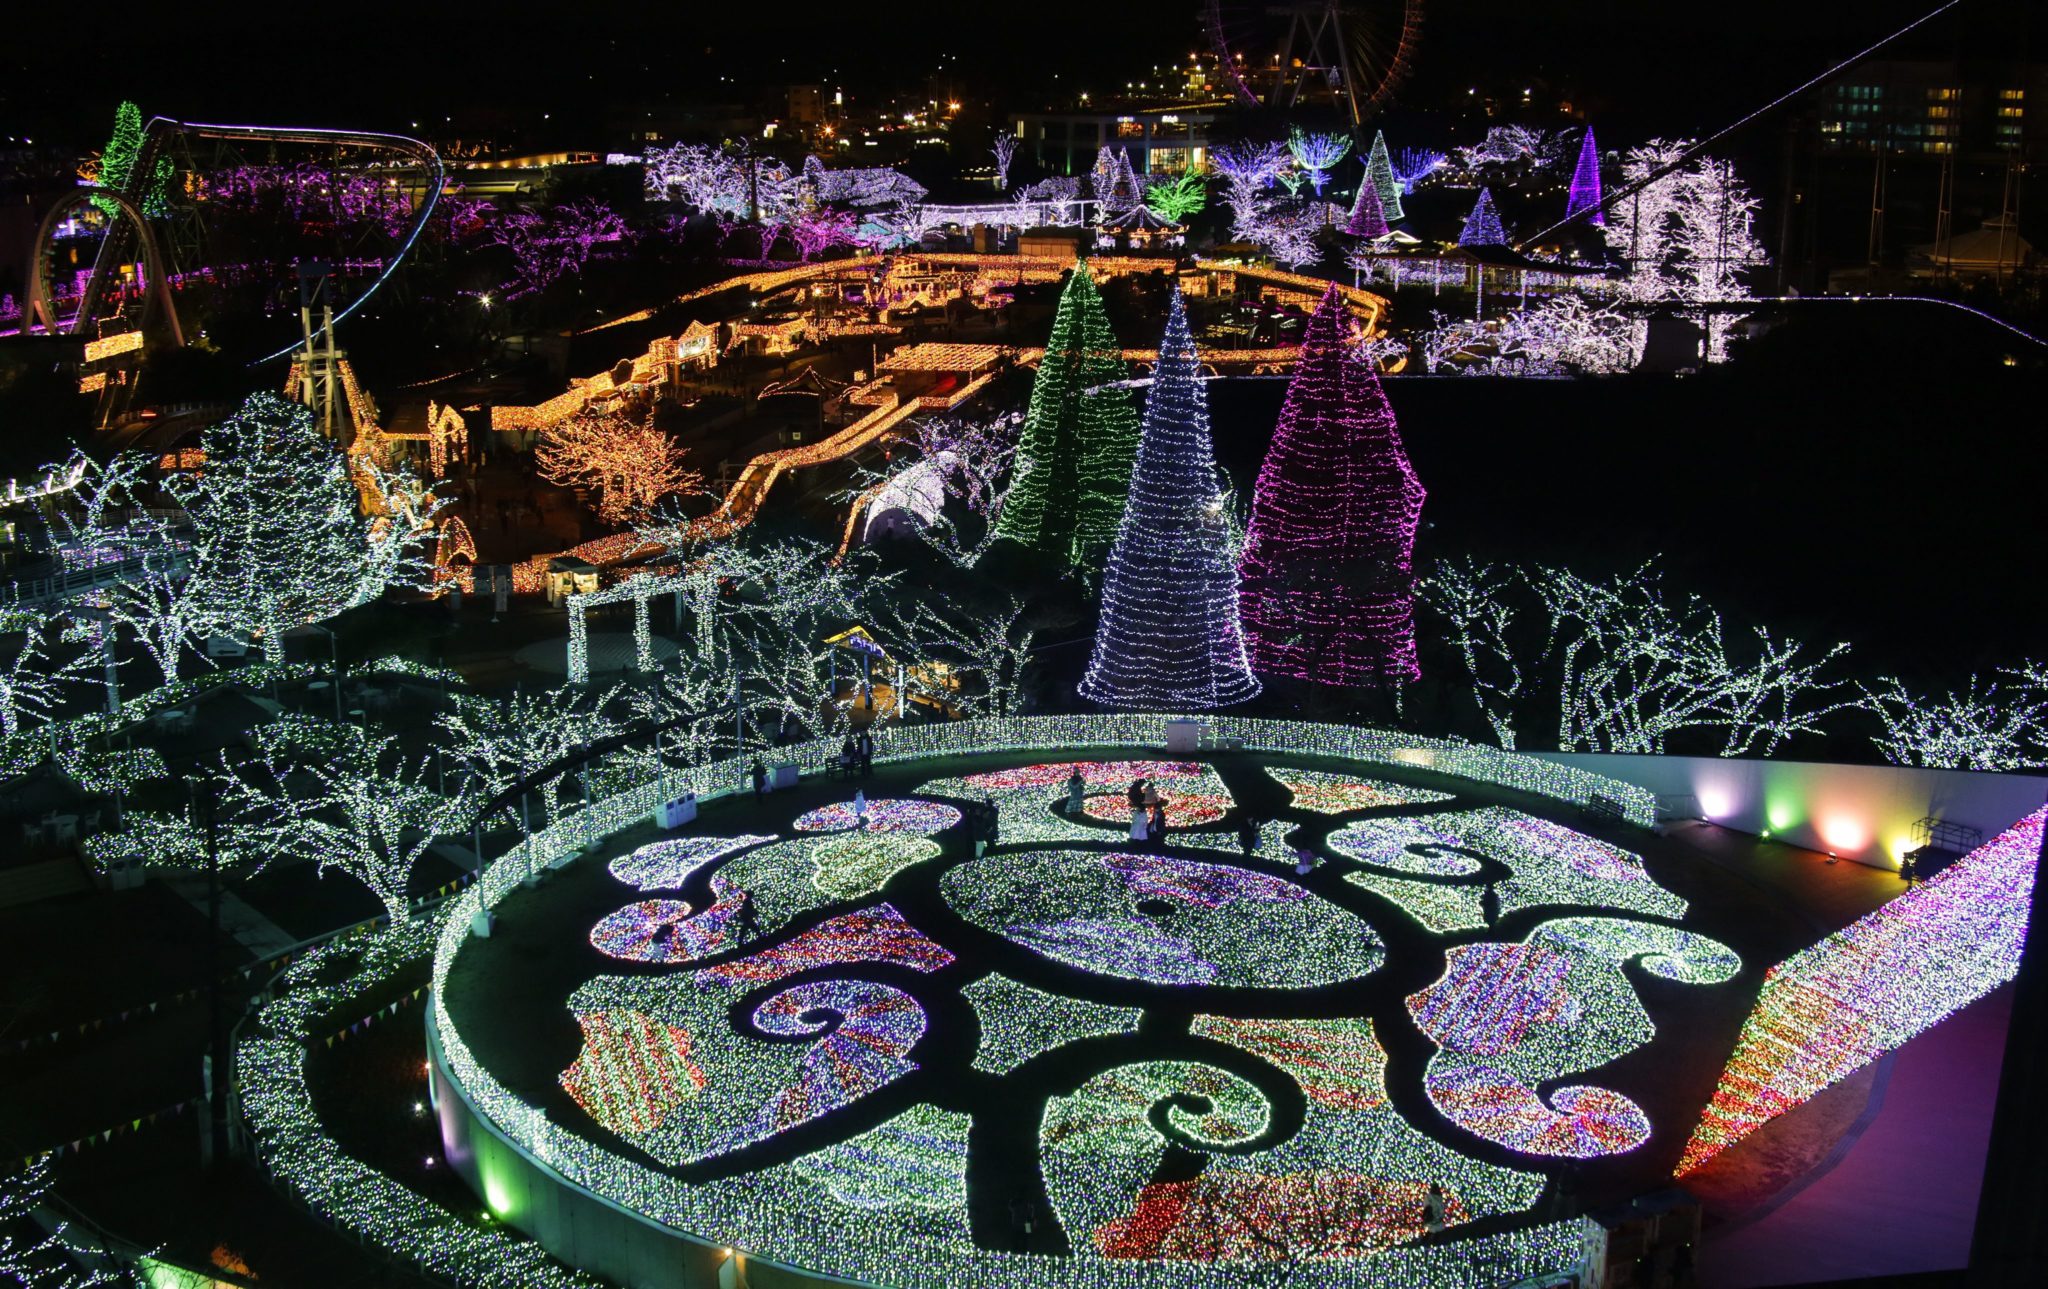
left=1079, top=288, right=1259, bottom=709
left=1459, top=187, right=1508, bottom=247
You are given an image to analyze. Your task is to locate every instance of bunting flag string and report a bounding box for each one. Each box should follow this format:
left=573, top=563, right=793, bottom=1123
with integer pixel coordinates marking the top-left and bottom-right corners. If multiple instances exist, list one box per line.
left=320, top=985, right=429, bottom=1049
left=5, top=874, right=475, bottom=1058
left=19, top=1095, right=204, bottom=1168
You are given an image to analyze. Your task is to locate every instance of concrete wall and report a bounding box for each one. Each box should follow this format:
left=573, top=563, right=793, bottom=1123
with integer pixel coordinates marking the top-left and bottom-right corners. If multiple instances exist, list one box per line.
left=1534, top=752, right=2048, bottom=870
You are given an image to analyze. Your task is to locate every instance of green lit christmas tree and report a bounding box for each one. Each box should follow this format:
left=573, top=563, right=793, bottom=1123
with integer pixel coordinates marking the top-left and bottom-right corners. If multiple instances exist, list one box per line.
left=992, top=268, right=1140, bottom=567
left=1364, top=130, right=1404, bottom=224
left=94, top=102, right=145, bottom=217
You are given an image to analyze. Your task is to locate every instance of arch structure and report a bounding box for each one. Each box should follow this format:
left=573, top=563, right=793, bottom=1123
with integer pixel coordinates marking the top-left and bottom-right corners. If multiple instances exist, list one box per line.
left=24, top=187, right=184, bottom=348
left=24, top=117, right=443, bottom=365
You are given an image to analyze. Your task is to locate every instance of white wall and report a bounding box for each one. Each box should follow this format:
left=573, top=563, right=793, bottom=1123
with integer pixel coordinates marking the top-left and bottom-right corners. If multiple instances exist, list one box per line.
left=1533, top=753, right=2048, bottom=870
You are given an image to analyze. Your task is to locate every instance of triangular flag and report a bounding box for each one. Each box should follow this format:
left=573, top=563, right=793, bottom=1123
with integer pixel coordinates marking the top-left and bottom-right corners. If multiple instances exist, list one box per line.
left=99, top=1130, right=111, bottom=1143
left=325, top=1036, right=335, bottom=1048
left=131, top=1119, right=140, bottom=1132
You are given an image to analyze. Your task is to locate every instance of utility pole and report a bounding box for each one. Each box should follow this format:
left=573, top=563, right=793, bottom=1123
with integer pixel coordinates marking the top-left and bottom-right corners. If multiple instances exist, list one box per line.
left=192, top=779, right=229, bottom=1168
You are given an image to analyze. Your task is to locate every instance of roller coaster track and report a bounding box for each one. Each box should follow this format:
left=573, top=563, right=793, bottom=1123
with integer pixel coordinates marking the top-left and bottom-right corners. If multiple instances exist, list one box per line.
left=24, top=119, right=443, bottom=366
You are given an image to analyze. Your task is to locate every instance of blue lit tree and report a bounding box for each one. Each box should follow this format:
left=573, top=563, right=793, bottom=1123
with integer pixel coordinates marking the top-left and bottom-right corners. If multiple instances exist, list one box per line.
left=1079, top=289, right=1259, bottom=709
left=1459, top=187, right=1508, bottom=247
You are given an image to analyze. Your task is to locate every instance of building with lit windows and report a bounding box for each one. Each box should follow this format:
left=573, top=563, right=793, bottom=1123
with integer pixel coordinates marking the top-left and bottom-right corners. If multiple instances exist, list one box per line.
left=1008, top=106, right=1223, bottom=178
left=1816, top=60, right=2044, bottom=159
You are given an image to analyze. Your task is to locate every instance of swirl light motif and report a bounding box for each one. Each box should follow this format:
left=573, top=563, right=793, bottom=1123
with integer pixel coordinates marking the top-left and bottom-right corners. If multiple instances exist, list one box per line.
left=589, top=877, right=747, bottom=963
left=794, top=799, right=964, bottom=834
left=715, top=980, right=929, bottom=1152
left=608, top=834, right=777, bottom=891
left=1326, top=818, right=1484, bottom=876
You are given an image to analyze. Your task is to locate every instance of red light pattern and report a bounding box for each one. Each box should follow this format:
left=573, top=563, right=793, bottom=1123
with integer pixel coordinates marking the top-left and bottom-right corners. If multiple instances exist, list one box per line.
left=698, top=903, right=955, bottom=988
left=1094, top=1171, right=1467, bottom=1261
left=558, top=1008, right=707, bottom=1136
left=1426, top=1065, right=1649, bottom=1157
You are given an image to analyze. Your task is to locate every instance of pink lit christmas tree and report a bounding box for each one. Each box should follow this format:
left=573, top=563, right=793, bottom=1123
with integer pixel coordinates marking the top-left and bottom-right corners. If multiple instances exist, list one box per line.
left=1238, top=285, right=1426, bottom=686
left=1079, top=288, right=1260, bottom=710
left=1566, top=127, right=1605, bottom=226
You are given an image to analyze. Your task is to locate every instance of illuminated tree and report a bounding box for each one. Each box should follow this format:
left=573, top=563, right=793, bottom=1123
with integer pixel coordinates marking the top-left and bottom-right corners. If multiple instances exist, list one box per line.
left=1145, top=173, right=1208, bottom=222
left=1421, top=559, right=1860, bottom=754
left=44, top=450, right=197, bottom=686
left=1343, top=173, right=1389, bottom=239
left=991, top=269, right=1140, bottom=567
left=1287, top=127, right=1352, bottom=197
left=170, top=394, right=439, bottom=664
left=93, top=101, right=144, bottom=217
left=790, top=199, right=860, bottom=261
left=1092, top=147, right=1141, bottom=216
left=0, top=1156, right=132, bottom=1286
left=216, top=729, right=473, bottom=925
left=1605, top=141, right=1767, bottom=363
left=484, top=198, right=628, bottom=299
left=1238, top=285, right=1425, bottom=687
left=1864, top=666, right=2048, bottom=770
left=1363, top=130, right=1405, bottom=222
left=0, top=615, right=91, bottom=740
left=1420, top=558, right=1528, bottom=748
left=537, top=409, right=703, bottom=527
left=1079, top=289, right=1259, bottom=710
left=1566, top=126, right=1604, bottom=225
left=992, top=133, right=1019, bottom=188
left=439, top=685, right=623, bottom=828
left=1458, top=187, right=1507, bottom=247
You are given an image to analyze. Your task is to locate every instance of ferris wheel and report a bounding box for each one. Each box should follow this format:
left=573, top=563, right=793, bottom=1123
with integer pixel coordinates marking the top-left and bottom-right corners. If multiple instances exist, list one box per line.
left=1202, top=1, right=1425, bottom=129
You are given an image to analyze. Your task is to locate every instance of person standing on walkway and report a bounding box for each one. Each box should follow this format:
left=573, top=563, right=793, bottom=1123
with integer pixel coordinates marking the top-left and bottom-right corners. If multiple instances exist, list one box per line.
left=856, top=728, right=875, bottom=777
left=1065, top=768, right=1087, bottom=816
left=1425, top=1182, right=1447, bottom=1233
left=853, top=788, right=869, bottom=830
left=1293, top=844, right=1315, bottom=878
left=1237, top=813, right=1259, bottom=857
left=750, top=758, right=767, bottom=799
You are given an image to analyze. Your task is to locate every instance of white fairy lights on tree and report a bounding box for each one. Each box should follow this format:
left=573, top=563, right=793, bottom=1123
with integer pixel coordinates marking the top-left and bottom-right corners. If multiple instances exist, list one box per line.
left=216, top=729, right=473, bottom=924
left=1421, top=559, right=1860, bottom=755
left=1863, top=666, right=2048, bottom=770
left=170, top=393, right=442, bottom=663
left=1604, top=140, right=1767, bottom=364
left=991, top=133, right=1018, bottom=189
left=439, top=685, right=626, bottom=828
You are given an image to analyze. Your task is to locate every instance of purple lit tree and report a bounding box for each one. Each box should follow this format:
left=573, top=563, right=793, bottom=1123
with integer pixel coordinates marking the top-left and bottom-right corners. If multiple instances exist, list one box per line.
left=1343, top=172, right=1389, bottom=239
left=1238, top=285, right=1426, bottom=687
left=1458, top=187, right=1508, bottom=247
left=485, top=198, right=627, bottom=299
left=1567, top=127, right=1604, bottom=226
left=1079, top=289, right=1259, bottom=710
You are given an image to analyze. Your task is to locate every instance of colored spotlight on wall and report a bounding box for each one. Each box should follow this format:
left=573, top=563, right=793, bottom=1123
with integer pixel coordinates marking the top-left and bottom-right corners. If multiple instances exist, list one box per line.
left=1698, top=789, right=1733, bottom=820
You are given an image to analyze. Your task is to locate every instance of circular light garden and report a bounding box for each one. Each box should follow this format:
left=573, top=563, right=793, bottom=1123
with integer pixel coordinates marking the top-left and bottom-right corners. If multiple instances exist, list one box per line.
left=427, top=725, right=1794, bottom=1289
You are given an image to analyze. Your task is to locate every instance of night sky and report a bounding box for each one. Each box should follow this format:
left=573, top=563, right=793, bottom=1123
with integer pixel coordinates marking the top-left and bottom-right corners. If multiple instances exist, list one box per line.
left=7, top=1, right=2031, bottom=148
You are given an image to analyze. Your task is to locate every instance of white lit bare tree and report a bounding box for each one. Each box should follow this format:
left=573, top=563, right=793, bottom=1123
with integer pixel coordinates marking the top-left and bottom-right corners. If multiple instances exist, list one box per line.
left=438, top=684, right=626, bottom=829
left=0, top=1155, right=136, bottom=1287
left=1420, top=558, right=1528, bottom=749
left=215, top=730, right=473, bottom=924
left=1863, top=665, right=2048, bottom=770
left=1421, top=559, right=1860, bottom=755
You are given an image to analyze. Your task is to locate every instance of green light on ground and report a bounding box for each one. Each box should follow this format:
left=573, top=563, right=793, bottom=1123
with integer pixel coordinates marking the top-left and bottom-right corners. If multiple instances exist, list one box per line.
left=483, top=1168, right=516, bottom=1218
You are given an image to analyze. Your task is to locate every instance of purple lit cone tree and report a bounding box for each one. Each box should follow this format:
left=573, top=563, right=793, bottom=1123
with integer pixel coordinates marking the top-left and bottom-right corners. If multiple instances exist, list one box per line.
left=1567, top=127, right=1605, bottom=226
left=1079, top=289, right=1260, bottom=709
left=1238, top=285, right=1426, bottom=686
left=1344, top=171, right=1390, bottom=239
